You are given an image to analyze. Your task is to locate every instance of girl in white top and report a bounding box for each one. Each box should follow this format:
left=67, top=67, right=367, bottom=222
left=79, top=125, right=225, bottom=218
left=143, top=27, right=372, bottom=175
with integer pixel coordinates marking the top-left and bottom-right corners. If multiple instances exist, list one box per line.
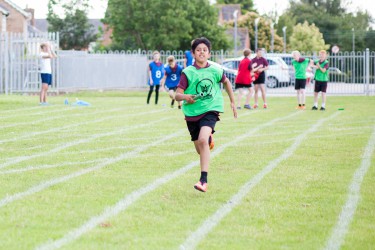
left=39, top=42, right=57, bottom=104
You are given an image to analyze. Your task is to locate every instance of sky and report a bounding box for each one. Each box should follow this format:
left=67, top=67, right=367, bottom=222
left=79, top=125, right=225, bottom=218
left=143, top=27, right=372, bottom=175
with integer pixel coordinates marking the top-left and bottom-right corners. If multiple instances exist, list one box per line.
left=9, top=0, right=375, bottom=22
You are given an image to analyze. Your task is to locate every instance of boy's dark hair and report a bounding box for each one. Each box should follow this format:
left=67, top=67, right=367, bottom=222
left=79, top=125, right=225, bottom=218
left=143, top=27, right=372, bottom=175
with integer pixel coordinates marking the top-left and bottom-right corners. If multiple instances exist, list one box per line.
left=191, top=37, right=211, bottom=52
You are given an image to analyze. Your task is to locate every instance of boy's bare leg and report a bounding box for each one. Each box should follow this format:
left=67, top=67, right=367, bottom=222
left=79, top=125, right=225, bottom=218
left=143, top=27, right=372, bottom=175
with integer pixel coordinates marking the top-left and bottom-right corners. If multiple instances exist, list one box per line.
left=194, top=126, right=212, bottom=173
left=322, top=92, right=327, bottom=107
left=260, top=84, right=267, bottom=104
left=236, top=89, right=242, bottom=108
left=245, top=87, right=253, bottom=105
left=254, top=85, right=259, bottom=106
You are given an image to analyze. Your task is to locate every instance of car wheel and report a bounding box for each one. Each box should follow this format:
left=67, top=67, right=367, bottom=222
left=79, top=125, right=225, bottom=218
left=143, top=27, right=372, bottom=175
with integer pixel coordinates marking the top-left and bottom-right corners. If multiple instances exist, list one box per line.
left=266, top=76, right=279, bottom=88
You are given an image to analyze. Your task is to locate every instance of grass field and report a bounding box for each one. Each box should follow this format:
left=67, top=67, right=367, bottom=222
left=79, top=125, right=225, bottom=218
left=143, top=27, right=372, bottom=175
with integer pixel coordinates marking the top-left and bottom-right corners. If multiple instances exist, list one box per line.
left=0, top=92, right=374, bottom=250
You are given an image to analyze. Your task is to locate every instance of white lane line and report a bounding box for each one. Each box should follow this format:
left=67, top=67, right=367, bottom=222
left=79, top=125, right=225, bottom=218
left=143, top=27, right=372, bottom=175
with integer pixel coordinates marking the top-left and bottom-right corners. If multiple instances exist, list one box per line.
left=324, top=125, right=375, bottom=250
left=0, top=159, right=110, bottom=175
left=0, top=109, right=165, bottom=144
left=35, top=111, right=301, bottom=250
left=0, top=102, right=152, bottom=129
left=0, top=130, right=184, bottom=208
left=0, top=106, right=52, bottom=115
left=0, top=108, right=102, bottom=129
left=180, top=112, right=341, bottom=250
left=0, top=102, right=149, bottom=120
left=0, top=110, right=257, bottom=174
left=0, top=117, right=170, bottom=170
left=0, top=104, right=149, bottom=130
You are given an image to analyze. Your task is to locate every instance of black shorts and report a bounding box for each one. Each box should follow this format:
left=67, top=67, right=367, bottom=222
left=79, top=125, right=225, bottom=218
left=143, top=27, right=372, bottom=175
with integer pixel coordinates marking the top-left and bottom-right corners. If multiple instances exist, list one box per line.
left=295, top=79, right=306, bottom=90
left=186, top=112, right=219, bottom=141
left=253, top=72, right=265, bottom=84
left=314, top=80, right=328, bottom=93
left=235, top=83, right=253, bottom=89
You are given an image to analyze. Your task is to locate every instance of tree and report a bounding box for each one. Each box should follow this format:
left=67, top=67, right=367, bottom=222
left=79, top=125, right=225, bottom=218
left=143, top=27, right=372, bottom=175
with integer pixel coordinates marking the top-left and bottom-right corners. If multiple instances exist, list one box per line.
left=279, top=0, right=372, bottom=51
left=289, top=21, right=329, bottom=52
left=47, top=0, right=96, bottom=50
left=226, top=12, right=284, bottom=52
left=105, top=0, right=230, bottom=51
left=275, top=14, right=296, bottom=47
left=216, top=0, right=255, bottom=14
left=364, top=29, right=375, bottom=51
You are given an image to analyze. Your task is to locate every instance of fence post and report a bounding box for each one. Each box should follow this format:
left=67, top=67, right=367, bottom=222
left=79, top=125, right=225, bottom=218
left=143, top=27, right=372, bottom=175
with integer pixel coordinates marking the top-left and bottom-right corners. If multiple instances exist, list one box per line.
left=4, top=32, right=9, bottom=95
left=365, top=48, right=369, bottom=96
left=56, top=32, right=60, bottom=94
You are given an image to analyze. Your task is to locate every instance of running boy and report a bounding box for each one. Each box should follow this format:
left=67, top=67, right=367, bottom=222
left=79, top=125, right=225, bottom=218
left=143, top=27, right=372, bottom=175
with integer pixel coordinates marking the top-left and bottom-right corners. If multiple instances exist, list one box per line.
left=39, top=42, right=57, bottom=105
left=175, top=37, right=237, bottom=192
left=161, top=55, right=183, bottom=108
left=291, top=50, right=310, bottom=110
left=147, top=51, right=164, bottom=105
left=311, top=50, right=329, bottom=110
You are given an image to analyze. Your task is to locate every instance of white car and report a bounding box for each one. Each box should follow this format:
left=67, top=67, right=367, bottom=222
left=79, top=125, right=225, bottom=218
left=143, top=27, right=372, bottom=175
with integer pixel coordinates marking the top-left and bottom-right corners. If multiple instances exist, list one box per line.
left=222, top=56, right=291, bottom=88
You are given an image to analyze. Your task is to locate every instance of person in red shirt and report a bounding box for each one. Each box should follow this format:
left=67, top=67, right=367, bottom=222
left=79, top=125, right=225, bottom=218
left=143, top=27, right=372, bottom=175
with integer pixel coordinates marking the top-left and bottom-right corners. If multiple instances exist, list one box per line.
left=234, top=49, right=260, bottom=109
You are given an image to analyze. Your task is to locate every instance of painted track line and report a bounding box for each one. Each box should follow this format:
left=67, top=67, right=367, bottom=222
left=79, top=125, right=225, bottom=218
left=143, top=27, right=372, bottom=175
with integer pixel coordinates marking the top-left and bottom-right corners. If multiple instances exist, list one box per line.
left=0, top=105, right=51, bottom=114
left=324, top=125, right=375, bottom=250
left=180, top=112, right=341, bottom=250
left=0, top=111, right=256, bottom=174
left=0, top=109, right=165, bottom=144
left=35, top=111, right=301, bottom=250
left=0, top=130, right=184, bottom=208
left=0, top=159, right=110, bottom=175
left=0, top=117, right=170, bottom=170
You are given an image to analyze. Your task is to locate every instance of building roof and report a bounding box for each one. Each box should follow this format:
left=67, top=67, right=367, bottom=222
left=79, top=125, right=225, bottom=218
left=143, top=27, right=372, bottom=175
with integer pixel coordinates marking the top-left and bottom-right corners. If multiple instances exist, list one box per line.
left=3, top=0, right=31, bottom=18
left=0, top=4, right=9, bottom=16
left=217, top=4, right=241, bottom=23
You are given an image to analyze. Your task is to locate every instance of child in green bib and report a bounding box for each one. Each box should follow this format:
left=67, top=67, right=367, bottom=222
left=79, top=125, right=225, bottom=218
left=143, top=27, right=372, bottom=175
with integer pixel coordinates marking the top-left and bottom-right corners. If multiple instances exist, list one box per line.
left=311, top=50, right=329, bottom=110
left=292, top=50, right=311, bottom=110
left=175, top=37, right=237, bottom=192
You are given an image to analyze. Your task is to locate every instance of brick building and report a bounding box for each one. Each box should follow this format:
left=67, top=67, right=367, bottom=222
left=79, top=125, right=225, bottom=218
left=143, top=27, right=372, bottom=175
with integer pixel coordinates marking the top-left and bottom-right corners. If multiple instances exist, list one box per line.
left=217, top=4, right=250, bottom=50
left=0, top=0, right=32, bottom=35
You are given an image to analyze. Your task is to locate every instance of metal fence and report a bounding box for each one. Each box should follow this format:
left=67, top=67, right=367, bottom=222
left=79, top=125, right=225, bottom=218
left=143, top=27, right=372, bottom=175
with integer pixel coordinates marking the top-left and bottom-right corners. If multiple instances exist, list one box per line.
left=0, top=32, right=59, bottom=94
left=1, top=32, right=374, bottom=95
left=58, top=50, right=148, bottom=91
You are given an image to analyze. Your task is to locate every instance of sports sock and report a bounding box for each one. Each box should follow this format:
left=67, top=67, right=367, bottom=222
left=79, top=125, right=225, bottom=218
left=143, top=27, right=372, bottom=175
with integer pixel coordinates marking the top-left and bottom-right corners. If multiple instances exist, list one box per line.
left=200, top=171, right=208, bottom=183
left=314, top=102, right=318, bottom=107
left=171, top=99, right=175, bottom=106
left=321, top=103, right=325, bottom=108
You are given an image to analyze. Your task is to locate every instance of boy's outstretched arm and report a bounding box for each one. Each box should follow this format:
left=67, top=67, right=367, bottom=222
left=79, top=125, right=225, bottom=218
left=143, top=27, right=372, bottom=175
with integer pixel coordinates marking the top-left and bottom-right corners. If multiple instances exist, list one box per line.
left=175, top=88, right=195, bottom=104
left=222, top=78, right=237, bottom=118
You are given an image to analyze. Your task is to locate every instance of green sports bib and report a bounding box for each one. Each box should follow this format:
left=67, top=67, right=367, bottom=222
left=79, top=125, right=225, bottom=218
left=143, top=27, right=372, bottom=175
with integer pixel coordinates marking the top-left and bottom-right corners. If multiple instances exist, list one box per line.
left=314, top=60, right=329, bottom=82
left=292, top=58, right=310, bottom=80
left=182, top=65, right=224, bottom=117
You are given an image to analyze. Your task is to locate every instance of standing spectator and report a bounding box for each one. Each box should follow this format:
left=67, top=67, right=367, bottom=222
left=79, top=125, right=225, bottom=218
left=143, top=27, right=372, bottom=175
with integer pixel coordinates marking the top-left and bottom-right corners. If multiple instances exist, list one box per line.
left=147, top=51, right=164, bottom=105
left=252, top=48, right=269, bottom=109
left=175, top=37, right=237, bottom=192
left=161, top=55, right=183, bottom=109
left=39, top=42, right=57, bottom=105
left=311, top=50, right=329, bottom=111
left=291, top=51, right=310, bottom=110
left=183, top=40, right=195, bottom=68
left=234, top=48, right=258, bottom=109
